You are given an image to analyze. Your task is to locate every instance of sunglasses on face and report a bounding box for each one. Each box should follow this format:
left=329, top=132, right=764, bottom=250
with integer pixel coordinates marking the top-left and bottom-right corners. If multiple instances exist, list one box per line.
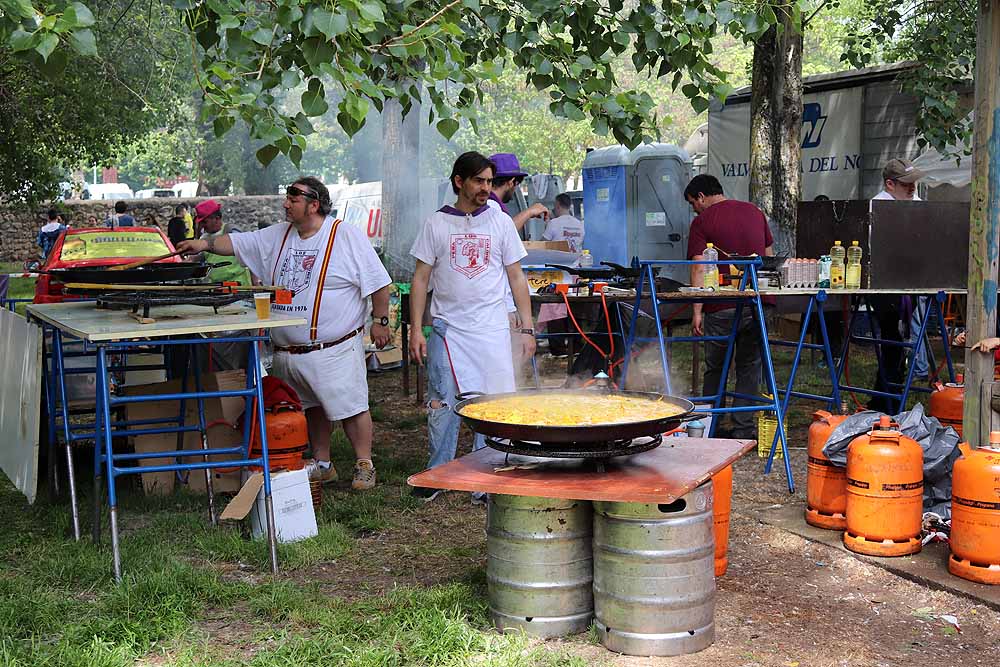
left=286, top=185, right=318, bottom=200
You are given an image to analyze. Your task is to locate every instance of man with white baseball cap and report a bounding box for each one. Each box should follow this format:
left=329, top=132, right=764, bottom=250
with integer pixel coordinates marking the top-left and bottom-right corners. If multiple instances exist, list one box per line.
left=872, top=158, right=926, bottom=201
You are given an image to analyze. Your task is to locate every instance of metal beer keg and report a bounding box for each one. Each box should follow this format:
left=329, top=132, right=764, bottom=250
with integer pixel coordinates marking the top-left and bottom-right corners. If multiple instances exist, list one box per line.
left=486, top=494, right=594, bottom=637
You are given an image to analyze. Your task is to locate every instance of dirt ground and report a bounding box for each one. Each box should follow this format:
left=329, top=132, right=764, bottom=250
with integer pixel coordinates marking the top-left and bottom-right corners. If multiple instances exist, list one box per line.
left=206, top=365, right=1000, bottom=666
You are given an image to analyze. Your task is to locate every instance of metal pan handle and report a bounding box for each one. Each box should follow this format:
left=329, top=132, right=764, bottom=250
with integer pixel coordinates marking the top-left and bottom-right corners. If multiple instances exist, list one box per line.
left=204, top=261, right=232, bottom=269
left=455, top=391, right=486, bottom=401
left=679, top=412, right=710, bottom=422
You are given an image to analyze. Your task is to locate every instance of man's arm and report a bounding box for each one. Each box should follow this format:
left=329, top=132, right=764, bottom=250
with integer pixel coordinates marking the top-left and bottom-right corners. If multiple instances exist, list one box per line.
left=506, top=261, right=537, bottom=360
left=690, top=254, right=705, bottom=336
left=511, top=203, right=550, bottom=232
left=176, top=235, right=235, bottom=256
left=369, top=284, right=392, bottom=349
left=764, top=245, right=774, bottom=256
left=408, top=261, right=432, bottom=366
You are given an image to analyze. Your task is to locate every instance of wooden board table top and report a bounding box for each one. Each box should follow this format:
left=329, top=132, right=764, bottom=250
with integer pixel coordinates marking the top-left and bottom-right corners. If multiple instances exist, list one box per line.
left=26, top=301, right=306, bottom=342
left=407, top=437, right=754, bottom=504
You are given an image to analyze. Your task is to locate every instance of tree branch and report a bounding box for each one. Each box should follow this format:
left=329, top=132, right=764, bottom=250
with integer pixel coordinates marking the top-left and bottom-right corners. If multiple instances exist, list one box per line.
left=369, top=0, right=461, bottom=52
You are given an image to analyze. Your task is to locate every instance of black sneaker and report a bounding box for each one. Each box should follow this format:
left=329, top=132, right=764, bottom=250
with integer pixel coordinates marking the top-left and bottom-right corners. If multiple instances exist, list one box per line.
left=410, top=487, right=444, bottom=503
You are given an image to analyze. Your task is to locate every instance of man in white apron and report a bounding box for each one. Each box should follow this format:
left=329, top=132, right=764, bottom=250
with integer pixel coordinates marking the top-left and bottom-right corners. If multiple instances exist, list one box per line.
left=408, top=152, right=536, bottom=500
left=177, top=177, right=393, bottom=491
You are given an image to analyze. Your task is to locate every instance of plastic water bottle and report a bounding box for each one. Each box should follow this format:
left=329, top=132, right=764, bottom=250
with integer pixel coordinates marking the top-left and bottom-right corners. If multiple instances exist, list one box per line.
left=702, top=243, right=720, bottom=290
left=578, top=249, right=593, bottom=268
left=830, top=241, right=845, bottom=289
left=846, top=240, right=862, bottom=289
left=818, top=255, right=831, bottom=288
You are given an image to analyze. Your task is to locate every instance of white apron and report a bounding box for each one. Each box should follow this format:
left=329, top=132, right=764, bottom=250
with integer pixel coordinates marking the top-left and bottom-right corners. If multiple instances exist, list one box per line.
left=443, top=326, right=516, bottom=395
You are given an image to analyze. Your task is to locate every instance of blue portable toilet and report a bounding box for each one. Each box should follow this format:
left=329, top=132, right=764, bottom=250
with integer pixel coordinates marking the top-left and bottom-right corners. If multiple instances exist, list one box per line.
left=582, top=144, right=694, bottom=283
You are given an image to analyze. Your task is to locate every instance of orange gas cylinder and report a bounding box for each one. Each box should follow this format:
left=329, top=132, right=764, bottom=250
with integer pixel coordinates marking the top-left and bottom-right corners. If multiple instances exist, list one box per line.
left=949, top=434, right=1000, bottom=584
left=805, top=409, right=851, bottom=530
left=929, top=383, right=965, bottom=437
left=712, top=464, right=733, bottom=576
left=843, top=416, right=924, bottom=557
left=251, top=404, right=309, bottom=471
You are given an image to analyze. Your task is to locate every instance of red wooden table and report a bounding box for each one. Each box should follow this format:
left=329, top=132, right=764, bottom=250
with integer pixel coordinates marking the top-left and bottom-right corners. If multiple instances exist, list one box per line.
left=407, top=438, right=755, bottom=503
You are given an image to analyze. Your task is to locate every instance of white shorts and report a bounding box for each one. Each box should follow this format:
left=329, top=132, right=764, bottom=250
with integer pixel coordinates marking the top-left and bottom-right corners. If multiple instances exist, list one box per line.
left=271, top=334, right=369, bottom=421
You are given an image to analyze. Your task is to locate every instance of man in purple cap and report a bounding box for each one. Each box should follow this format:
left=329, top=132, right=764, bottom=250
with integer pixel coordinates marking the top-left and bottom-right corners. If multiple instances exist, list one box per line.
left=487, top=152, right=550, bottom=231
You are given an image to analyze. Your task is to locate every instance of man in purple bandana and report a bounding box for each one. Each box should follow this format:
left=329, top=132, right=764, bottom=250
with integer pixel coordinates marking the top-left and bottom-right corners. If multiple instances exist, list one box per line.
left=487, top=152, right=550, bottom=231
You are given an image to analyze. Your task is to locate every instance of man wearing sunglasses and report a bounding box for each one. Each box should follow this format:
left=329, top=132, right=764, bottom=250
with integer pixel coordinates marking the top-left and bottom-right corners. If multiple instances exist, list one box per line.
left=178, top=176, right=393, bottom=491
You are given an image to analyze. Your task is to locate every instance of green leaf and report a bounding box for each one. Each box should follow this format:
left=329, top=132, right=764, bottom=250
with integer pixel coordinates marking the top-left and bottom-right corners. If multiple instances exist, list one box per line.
left=436, top=117, right=459, bottom=139
left=55, top=5, right=78, bottom=33
left=281, top=70, right=301, bottom=89
left=10, top=0, right=34, bottom=18
left=289, top=145, right=303, bottom=168
left=313, top=9, right=349, bottom=38
left=213, top=115, right=236, bottom=137
left=691, top=96, right=709, bottom=114
left=256, top=144, right=280, bottom=166
left=562, top=101, right=585, bottom=121
left=35, top=33, right=59, bottom=62
left=359, top=2, right=384, bottom=22
left=301, top=37, right=335, bottom=67
left=251, top=27, right=273, bottom=45
left=536, top=58, right=553, bottom=75
left=70, top=1, right=95, bottom=26
left=68, top=29, right=97, bottom=56
left=9, top=29, right=36, bottom=52
left=301, top=79, right=329, bottom=116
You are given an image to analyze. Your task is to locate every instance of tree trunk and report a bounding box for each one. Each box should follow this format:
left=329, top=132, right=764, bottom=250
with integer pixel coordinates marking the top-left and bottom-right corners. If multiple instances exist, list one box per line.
left=749, top=6, right=803, bottom=257
left=381, top=93, right=421, bottom=281
left=962, top=0, right=1000, bottom=444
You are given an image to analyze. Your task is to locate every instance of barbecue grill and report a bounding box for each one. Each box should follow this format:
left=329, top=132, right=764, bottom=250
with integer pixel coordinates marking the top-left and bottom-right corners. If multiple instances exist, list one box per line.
left=95, top=289, right=246, bottom=318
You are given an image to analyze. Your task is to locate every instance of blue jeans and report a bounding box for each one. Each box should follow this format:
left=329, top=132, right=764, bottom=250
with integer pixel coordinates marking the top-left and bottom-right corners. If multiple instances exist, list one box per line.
left=426, top=318, right=485, bottom=469
left=909, top=297, right=930, bottom=377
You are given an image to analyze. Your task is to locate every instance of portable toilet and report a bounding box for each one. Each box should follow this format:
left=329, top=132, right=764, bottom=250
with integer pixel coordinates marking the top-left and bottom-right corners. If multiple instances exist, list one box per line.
left=582, top=144, right=694, bottom=283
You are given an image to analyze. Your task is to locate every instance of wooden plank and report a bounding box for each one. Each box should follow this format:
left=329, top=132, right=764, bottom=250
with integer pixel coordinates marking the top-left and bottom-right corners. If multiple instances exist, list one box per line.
left=406, top=438, right=755, bottom=504
left=964, top=0, right=1000, bottom=445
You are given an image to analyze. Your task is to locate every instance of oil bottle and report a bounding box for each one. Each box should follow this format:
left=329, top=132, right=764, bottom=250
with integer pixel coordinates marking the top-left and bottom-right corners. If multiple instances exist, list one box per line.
left=846, top=241, right=862, bottom=289
left=703, top=243, right=720, bottom=290
left=830, top=241, right=845, bottom=289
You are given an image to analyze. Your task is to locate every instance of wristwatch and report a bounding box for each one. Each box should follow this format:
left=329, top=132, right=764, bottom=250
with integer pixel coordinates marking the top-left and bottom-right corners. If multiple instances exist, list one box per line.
left=374, top=315, right=390, bottom=326
left=518, top=328, right=535, bottom=335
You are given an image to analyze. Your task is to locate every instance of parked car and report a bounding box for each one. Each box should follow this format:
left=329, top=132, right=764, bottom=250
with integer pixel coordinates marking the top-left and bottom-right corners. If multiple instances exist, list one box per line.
left=135, top=188, right=176, bottom=199
left=32, top=226, right=180, bottom=303
left=83, top=183, right=135, bottom=200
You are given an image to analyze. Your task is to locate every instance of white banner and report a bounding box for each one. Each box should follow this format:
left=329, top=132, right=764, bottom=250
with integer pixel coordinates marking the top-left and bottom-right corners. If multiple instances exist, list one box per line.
left=708, top=87, right=863, bottom=201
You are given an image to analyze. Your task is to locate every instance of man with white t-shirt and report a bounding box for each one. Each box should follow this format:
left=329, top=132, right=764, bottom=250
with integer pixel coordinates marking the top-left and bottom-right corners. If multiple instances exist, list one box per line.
left=542, top=193, right=584, bottom=252
left=408, top=152, right=536, bottom=501
left=177, top=176, right=392, bottom=491
left=868, top=158, right=927, bottom=409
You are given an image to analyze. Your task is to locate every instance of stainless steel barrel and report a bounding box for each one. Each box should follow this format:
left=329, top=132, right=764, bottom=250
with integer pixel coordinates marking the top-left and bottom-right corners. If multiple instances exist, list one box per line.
left=593, top=481, right=716, bottom=656
left=486, top=494, right=593, bottom=637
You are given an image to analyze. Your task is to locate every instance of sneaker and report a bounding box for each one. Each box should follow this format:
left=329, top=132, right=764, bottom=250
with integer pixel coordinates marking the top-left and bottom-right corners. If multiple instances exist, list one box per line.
left=305, top=459, right=338, bottom=484
left=351, top=460, right=376, bottom=490
left=410, top=486, right=445, bottom=503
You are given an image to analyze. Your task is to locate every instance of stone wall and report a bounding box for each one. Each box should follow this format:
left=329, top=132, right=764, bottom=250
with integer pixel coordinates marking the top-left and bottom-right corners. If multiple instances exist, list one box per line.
left=0, top=196, right=287, bottom=262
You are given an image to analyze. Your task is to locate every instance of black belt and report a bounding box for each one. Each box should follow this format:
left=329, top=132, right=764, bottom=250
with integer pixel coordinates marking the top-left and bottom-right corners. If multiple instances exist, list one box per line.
left=274, top=326, right=363, bottom=354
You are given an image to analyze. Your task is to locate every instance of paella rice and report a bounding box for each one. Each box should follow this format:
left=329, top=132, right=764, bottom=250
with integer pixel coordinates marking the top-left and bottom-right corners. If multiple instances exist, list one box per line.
left=458, top=393, right=684, bottom=427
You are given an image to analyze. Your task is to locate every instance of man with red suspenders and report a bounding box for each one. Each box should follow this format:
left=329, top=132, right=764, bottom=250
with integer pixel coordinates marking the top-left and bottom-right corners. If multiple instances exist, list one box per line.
left=177, top=176, right=392, bottom=490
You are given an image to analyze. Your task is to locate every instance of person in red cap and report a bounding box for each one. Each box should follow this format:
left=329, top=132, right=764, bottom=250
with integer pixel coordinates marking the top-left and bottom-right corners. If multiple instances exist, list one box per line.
left=487, top=152, right=550, bottom=231
left=193, top=199, right=249, bottom=285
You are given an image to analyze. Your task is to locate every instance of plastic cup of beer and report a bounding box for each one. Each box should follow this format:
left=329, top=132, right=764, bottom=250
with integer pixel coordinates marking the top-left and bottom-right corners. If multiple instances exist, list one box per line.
left=254, top=293, right=271, bottom=319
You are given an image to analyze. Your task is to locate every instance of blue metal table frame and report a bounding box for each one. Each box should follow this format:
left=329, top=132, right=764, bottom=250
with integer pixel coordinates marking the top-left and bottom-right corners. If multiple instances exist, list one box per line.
left=27, top=302, right=303, bottom=581
left=763, top=288, right=956, bottom=473
left=620, top=258, right=795, bottom=492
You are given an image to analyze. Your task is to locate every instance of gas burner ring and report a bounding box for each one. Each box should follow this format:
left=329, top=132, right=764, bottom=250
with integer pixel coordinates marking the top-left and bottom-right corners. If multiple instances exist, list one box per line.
left=484, top=434, right=662, bottom=459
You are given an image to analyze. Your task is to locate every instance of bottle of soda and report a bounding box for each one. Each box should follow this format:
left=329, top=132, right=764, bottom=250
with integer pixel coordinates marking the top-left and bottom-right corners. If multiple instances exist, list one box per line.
left=846, top=240, right=862, bottom=289
left=703, top=243, right=720, bottom=289
left=578, top=249, right=593, bottom=268
left=830, top=241, right=845, bottom=289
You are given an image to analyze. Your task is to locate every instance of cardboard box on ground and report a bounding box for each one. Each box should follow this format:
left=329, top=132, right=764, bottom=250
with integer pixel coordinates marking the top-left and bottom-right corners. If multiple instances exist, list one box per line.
left=125, top=370, right=248, bottom=495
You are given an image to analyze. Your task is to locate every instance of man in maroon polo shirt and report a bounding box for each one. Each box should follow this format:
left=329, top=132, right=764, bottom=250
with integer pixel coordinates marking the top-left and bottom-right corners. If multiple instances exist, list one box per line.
left=684, top=174, right=775, bottom=439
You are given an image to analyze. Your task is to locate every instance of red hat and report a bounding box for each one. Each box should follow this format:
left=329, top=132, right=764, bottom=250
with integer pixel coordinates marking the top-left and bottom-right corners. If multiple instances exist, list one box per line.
left=194, top=199, right=221, bottom=223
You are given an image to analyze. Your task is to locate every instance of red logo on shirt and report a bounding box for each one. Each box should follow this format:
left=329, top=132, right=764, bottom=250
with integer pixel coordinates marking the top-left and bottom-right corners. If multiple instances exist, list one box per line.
left=450, top=234, right=490, bottom=278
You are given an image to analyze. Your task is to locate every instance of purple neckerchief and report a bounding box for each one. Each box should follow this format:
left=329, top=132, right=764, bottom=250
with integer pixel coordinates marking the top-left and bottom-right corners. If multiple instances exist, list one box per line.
left=438, top=204, right=489, bottom=217
left=488, top=191, right=509, bottom=214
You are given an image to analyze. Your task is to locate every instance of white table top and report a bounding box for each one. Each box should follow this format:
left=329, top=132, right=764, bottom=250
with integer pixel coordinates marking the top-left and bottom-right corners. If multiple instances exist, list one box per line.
left=26, top=301, right=306, bottom=342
